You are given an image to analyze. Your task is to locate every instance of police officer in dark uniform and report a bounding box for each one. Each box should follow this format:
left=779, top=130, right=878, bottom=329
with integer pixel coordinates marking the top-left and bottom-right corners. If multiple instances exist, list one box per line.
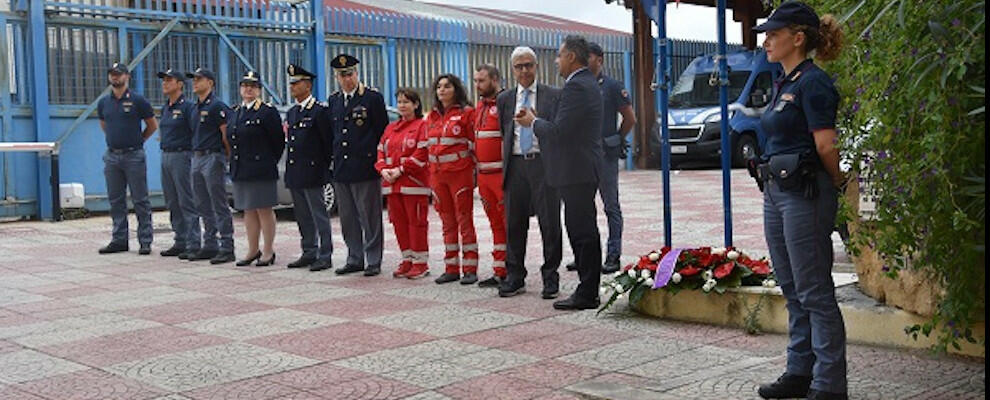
left=753, top=2, right=847, bottom=400
left=157, top=68, right=200, bottom=259
left=567, top=42, right=636, bottom=274
left=228, top=71, right=284, bottom=267
left=284, top=64, right=335, bottom=272
left=97, top=62, right=157, bottom=255
left=186, top=67, right=236, bottom=264
left=328, top=54, right=388, bottom=277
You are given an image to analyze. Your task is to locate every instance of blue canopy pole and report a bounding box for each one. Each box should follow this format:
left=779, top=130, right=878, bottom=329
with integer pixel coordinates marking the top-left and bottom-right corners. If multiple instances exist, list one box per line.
left=654, top=0, right=672, bottom=248
left=717, top=0, right=734, bottom=247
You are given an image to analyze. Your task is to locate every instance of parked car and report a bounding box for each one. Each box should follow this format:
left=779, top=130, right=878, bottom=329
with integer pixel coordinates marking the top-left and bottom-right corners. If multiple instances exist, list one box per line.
left=227, top=106, right=400, bottom=214
left=649, top=49, right=781, bottom=168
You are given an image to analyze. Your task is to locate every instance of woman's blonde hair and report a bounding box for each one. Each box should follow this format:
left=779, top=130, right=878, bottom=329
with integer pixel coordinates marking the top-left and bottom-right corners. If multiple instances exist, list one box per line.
left=791, top=14, right=844, bottom=61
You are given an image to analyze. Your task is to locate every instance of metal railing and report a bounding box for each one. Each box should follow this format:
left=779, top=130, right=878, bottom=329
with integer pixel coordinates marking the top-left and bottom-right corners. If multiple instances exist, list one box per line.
left=0, top=142, right=60, bottom=221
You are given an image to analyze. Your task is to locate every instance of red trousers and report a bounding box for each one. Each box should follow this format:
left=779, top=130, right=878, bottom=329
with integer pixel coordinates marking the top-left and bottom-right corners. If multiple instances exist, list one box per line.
left=386, top=194, right=429, bottom=271
left=431, top=169, right=478, bottom=274
left=477, top=171, right=507, bottom=278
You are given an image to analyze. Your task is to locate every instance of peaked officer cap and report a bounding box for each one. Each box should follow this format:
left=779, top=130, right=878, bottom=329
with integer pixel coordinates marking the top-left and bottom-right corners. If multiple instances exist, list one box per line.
left=287, top=64, right=316, bottom=83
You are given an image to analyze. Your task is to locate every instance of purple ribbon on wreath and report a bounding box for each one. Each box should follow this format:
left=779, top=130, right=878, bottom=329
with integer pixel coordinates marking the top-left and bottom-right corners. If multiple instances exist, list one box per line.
left=652, top=248, right=685, bottom=289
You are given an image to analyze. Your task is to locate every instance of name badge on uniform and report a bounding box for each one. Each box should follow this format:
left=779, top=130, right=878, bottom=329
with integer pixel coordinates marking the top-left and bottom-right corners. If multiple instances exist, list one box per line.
left=200, top=110, right=209, bottom=123
left=774, top=93, right=795, bottom=112
left=172, top=109, right=183, bottom=117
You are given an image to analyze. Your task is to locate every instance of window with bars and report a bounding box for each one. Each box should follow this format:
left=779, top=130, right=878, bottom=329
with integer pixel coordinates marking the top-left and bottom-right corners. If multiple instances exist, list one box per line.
left=47, top=24, right=119, bottom=105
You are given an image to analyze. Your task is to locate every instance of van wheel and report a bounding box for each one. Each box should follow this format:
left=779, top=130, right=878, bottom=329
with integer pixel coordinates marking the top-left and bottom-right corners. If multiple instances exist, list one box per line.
left=323, top=183, right=338, bottom=215
left=733, top=133, right=758, bottom=168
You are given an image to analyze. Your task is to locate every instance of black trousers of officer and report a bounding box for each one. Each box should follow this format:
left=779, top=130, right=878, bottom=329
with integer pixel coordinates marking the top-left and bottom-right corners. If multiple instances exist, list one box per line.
left=504, top=155, right=562, bottom=291
left=558, top=182, right=601, bottom=301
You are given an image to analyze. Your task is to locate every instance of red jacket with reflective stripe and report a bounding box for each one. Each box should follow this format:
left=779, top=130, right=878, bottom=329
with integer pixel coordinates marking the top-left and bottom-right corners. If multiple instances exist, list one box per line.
left=375, top=118, right=430, bottom=196
left=474, top=97, right=502, bottom=173
left=426, top=105, right=475, bottom=173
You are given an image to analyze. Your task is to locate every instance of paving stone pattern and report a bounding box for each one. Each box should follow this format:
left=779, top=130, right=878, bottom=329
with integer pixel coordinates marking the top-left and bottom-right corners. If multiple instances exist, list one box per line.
left=0, top=170, right=982, bottom=399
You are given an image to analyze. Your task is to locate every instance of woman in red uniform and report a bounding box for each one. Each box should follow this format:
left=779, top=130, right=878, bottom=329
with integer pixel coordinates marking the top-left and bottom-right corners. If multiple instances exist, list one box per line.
left=376, top=89, right=431, bottom=279
left=426, top=74, right=478, bottom=285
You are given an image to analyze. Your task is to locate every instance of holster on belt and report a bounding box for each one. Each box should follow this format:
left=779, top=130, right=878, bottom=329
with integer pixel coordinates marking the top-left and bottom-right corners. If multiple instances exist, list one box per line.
left=746, top=155, right=764, bottom=192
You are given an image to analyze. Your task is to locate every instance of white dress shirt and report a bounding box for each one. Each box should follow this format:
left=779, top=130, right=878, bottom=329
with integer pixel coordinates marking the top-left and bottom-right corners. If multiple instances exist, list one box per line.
left=512, top=82, right=540, bottom=155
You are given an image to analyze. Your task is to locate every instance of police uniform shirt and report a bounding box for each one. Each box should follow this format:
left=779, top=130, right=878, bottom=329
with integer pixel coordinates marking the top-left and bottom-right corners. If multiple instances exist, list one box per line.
left=97, top=89, right=154, bottom=149
left=285, top=95, right=333, bottom=189
left=760, top=59, right=839, bottom=159
left=192, top=92, right=229, bottom=151
left=228, top=98, right=284, bottom=181
left=328, top=84, right=388, bottom=183
left=159, top=94, right=197, bottom=151
left=597, top=72, right=632, bottom=157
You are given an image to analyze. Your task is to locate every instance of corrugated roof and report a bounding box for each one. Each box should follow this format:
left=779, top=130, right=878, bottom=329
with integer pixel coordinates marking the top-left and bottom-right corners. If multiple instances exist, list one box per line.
left=323, top=0, right=630, bottom=37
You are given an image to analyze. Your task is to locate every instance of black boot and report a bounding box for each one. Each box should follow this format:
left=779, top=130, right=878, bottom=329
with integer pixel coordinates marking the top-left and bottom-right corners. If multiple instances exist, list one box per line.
left=758, top=373, right=812, bottom=399
left=807, top=389, right=848, bottom=400
left=601, top=255, right=621, bottom=274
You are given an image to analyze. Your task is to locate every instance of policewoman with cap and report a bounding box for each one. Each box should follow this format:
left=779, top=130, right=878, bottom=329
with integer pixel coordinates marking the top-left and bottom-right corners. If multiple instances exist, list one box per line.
left=284, top=64, right=335, bottom=272
left=228, top=71, right=284, bottom=267
left=187, top=67, right=236, bottom=264
left=157, top=68, right=200, bottom=259
left=96, top=62, right=158, bottom=255
left=753, top=2, right=847, bottom=400
left=327, top=54, right=388, bottom=277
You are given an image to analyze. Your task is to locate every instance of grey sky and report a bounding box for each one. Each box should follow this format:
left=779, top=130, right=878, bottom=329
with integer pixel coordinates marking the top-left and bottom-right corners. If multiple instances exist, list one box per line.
left=421, top=0, right=750, bottom=44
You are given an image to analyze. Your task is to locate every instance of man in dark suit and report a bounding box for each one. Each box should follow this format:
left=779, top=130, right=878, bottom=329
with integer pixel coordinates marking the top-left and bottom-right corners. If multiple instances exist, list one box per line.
left=495, top=46, right=563, bottom=300
left=515, top=35, right=604, bottom=310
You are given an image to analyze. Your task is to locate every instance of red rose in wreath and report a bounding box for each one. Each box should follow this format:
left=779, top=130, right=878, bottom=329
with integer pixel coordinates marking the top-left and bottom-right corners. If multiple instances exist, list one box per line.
left=714, top=261, right=735, bottom=279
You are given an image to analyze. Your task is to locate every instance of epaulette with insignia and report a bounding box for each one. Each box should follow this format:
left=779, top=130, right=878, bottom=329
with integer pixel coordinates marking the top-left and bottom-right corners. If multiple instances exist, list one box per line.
left=367, top=86, right=379, bottom=92
left=331, top=91, right=341, bottom=97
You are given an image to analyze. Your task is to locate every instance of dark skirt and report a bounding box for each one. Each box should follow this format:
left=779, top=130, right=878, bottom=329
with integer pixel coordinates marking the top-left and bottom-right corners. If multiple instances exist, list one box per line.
left=233, top=179, right=277, bottom=210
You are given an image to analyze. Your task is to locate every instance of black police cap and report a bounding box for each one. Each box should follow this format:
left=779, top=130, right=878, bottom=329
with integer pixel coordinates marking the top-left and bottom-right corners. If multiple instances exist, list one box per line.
left=753, top=1, right=820, bottom=33
left=330, top=54, right=360, bottom=72
left=186, top=68, right=216, bottom=81
left=240, top=70, right=262, bottom=86
left=108, top=62, right=129, bottom=75
left=287, top=64, right=316, bottom=83
left=157, top=68, right=186, bottom=80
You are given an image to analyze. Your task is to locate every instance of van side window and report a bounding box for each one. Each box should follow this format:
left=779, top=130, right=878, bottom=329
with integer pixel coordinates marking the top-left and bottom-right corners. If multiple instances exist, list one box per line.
left=747, top=72, right=773, bottom=107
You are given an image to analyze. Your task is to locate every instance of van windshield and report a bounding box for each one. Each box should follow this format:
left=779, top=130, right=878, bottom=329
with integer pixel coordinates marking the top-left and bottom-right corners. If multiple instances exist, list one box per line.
left=669, top=71, right=751, bottom=108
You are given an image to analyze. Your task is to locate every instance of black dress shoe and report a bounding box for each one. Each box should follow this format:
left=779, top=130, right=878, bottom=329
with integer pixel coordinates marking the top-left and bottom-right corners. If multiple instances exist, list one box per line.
left=287, top=256, right=316, bottom=269
left=460, top=273, right=478, bottom=285
left=541, top=289, right=560, bottom=299
left=209, top=252, right=235, bottom=265
left=187, top=249, right=218, bottom=261
left=498, top=281, right=526, bottom=297
left=335, top=264, right=365, bottom=275
left=178, top=250, right=195, bottom=260
left=807, top=389, right=848, bottom=400
left=160, top=246, right=185, bottom=257
left=434, top=272, right=460, bottom=284
left=309, top=259, right=332, bottom=272
left=98, top=243, right=128, bottom=254
left=256, top=253, right=276, bottom=267
left=552, top=295, right=600, bottom=310
left=565, top=261, right=577, bottom=271
left=236, top=251, right=263, bottom=266
left=602, top=256, right=621, bottom=274
left=363, top=264, right=381, bottom=276
left=138, top=245, right=152, bottom=255
left=757, top=373, right=811, bottom=399
left=477, top=276, right=503, bottom=288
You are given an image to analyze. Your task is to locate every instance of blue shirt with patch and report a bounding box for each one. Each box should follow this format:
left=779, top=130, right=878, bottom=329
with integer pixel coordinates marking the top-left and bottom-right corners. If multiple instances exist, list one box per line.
left=760, top=59, right=838, bottom=159
left=159, top=94, right=197, bottom=150
left=192, top=92, right=229, bottom=151
left=97, top=89, right=154, bottom=149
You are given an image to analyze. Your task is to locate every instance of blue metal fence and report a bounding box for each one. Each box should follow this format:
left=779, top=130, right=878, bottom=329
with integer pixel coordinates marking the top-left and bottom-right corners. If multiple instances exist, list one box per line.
left=0, top=0, right=739, bottom=220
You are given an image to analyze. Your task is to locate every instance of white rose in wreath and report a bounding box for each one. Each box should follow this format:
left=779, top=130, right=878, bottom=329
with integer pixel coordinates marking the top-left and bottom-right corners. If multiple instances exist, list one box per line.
left=627, top=269, right=637, bottom=278
left=727, top=250, right=740, bottom=260
left=644, top=277, right=655, bottom=287
left=762, top=279, right=777, bottom=288
left=702, top=270, right=713, bottom=281
left=648, top=252, right=660, bottom=262
left=702, top=279, right=717, bottom=292
left=712, top=247, right=726, bottom=256
left=671, top=272, right=682, bottom=284
left=640, top=269, right=651, bottom=279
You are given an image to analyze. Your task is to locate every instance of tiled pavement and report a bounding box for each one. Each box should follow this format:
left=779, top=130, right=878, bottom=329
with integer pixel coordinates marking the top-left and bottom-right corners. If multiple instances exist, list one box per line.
left=0, top=169, right=983, bottom=399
